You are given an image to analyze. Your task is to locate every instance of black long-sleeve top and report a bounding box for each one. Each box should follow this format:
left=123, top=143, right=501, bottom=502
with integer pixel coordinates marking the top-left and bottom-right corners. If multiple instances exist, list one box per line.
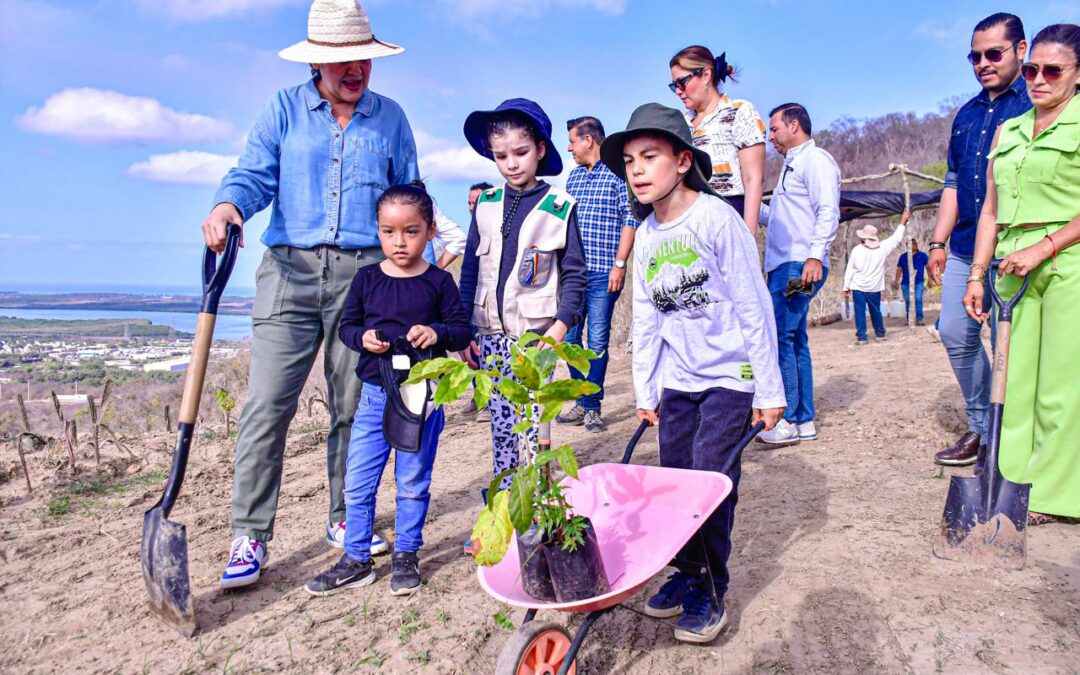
left=459, top=181, right=587, bottom=333
left=339, top=263, right=471, bottom=384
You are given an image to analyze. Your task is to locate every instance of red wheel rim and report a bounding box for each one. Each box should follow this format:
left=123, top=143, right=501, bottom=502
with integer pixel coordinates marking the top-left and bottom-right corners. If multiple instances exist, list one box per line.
left=519, top=629, right=575, bottom=675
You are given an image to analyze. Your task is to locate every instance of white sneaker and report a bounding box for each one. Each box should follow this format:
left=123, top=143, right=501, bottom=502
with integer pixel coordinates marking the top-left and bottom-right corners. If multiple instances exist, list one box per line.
left=756, top=419, right=800, bottom=445
left=220, top=536, right=268, bottom=590
left=326, top=521, right=389, bottom=555
left=796, top=421, right=817, bottom=441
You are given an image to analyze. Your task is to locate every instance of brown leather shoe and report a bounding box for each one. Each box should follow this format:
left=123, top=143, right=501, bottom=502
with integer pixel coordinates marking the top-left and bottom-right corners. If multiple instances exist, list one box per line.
left=935, top=432, right=980, bottom=466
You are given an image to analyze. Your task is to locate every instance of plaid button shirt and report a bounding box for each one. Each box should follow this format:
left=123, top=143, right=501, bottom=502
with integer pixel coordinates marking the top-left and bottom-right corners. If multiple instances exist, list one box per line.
left=565, top=161, right=638, bottom=274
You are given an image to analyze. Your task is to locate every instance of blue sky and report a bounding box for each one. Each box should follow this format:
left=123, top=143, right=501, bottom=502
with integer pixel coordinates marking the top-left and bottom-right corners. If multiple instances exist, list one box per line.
left=2, top=0, right=1077, bottom=294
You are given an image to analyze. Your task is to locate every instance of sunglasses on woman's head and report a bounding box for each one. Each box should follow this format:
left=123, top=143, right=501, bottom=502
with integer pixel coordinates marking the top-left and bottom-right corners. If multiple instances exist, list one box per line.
left=1021, top=62, right=1076, bottom=83
left=669, top=68, right=705, bottom=93
left=967, top=43, right=1016, bottom=65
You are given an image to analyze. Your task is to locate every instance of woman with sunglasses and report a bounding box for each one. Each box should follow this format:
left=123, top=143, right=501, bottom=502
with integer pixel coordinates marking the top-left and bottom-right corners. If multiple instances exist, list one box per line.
left=963, top=23, right=1080, bottom=527
left=669, top=45, right=766, bottom=233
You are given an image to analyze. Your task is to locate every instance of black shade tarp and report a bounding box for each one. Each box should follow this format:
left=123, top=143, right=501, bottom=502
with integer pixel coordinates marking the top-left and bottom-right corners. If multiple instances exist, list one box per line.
left=838, top=189, right=942, bottom=222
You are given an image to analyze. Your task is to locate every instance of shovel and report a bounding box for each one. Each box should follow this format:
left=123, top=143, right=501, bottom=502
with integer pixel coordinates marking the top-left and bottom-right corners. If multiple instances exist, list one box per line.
left=141, top=224, right=241, bottom=636
left=933, top=259, right=1031, bottom=570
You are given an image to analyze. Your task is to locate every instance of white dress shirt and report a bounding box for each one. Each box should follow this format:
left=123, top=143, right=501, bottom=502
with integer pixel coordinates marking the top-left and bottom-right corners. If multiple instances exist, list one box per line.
left=843, top=225, right=906, bottom=292
left=432, top=204, right=467, bottom=258
left=763, top=139, right=841, bottom=273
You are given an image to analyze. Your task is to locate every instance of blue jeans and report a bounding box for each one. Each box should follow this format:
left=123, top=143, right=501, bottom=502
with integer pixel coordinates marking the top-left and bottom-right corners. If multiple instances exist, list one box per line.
left=852, top=290, right=885, bottom=341
left=939, top=252, right=993, bottom=438
left=766, top=262, right=827, bottom=425
left=343, top=381, right=444, bottom=562
left=900, top=282, right=925, bottom=322
left=566, top=270, right=621, bottom=412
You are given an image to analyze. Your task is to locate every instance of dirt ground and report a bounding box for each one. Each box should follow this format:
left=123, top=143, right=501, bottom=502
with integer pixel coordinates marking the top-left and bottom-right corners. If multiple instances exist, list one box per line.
left=2, top=310, right=1078, bottom=674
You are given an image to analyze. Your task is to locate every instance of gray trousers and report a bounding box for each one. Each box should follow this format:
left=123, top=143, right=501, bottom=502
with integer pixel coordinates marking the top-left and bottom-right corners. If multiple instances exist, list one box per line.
left=231, top=245, right=383, bottom=541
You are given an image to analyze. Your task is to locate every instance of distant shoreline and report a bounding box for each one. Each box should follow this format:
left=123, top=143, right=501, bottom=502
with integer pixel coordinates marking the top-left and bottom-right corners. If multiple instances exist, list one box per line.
left=0, top=291, right=253, bottom=316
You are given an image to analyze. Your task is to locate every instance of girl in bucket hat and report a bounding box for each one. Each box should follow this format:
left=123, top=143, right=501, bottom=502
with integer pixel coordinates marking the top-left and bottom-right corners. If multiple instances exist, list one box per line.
left=842, top=211, right=909, bottom=344
left=457, top=99, right=587, bottom=522
left=600, top=102, right=785, bottom=644
left=206, top=0, right=419, bottom=592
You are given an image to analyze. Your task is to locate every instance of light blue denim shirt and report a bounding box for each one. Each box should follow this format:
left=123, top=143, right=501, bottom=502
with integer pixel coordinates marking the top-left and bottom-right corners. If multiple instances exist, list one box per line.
left=214, top=78, right=419, bottom=250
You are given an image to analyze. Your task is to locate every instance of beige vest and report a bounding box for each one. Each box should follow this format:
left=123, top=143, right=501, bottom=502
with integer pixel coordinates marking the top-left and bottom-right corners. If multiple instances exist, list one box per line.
left=472, top=185, right=575, bottom=339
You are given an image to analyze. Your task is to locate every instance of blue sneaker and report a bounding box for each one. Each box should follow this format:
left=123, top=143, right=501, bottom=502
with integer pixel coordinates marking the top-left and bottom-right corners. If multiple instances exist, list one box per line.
left=674, top=584, right=728, bottom=643
left=220, top=536, right=268, bottom=590
left=643, top=571, right=697, bottom=618
left=326, top=521, right=389, bottom=555
left=305, top=553, right=375, bottom=597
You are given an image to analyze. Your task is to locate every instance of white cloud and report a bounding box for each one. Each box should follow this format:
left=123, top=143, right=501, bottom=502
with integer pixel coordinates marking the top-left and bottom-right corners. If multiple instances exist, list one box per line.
left=914, top=17, right=973, bottom=46
left=415, top=130, right=501, bottom=183
left=127, top=151, right=238, bottom=186
left=16, top=88, right=233, bottom=144
left=437, top=0, right=626, bottom=19
left=133, top=0, right=307, bottom=21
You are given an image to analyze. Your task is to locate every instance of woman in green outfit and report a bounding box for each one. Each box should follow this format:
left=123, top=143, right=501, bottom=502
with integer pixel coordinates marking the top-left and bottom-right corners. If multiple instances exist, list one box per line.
left=964, top=23, right=1080, bottom=526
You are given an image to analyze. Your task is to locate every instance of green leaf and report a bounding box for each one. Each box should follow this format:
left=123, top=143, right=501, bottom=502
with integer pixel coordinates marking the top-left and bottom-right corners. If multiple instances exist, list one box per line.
left=405, top=357, right=463, bottom=384
left=552, top=444, right=578, bottom=479
left=537, top=379, right=600, bottom=409
left=535, top=349, right=558, bottom=379
left=508, top=472, right=536, bottom=534
left=487, top=468, right=516, bottom=505
left=539, top=403, right=562, bottom=424
left=518, top=331, right=556, bottom=348
left=511, top=418, right=532, bottom=434
left=472, top=372, right=493, bottom=410
left=509, top=349, right=542, bottom=391
left=552, top=342, right=597, bottom=376
left=471, top=491, right=513, bottom=566
left=497, top=378, right=531, bottom=406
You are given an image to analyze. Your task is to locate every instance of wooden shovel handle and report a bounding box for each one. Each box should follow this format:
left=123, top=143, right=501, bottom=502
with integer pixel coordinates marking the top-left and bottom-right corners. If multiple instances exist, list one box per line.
left=178, top=313, right=216, bottom=425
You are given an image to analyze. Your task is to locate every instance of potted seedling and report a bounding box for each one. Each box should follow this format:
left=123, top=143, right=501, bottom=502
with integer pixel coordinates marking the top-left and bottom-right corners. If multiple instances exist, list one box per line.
left=406, top=332, right=610, bottom=602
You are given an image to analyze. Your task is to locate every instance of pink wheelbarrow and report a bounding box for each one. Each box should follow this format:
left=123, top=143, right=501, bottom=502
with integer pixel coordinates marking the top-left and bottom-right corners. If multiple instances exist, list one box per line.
left=479, top=420, right=764, bottom=674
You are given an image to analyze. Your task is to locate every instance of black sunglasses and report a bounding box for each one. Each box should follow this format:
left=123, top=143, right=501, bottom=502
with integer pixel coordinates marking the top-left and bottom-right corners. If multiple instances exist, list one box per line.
left=668, top=68, right=705, bottom=93
left=1021, top=62, right=1077, bottom=83
left=967, top=42, right=1018, bottom=65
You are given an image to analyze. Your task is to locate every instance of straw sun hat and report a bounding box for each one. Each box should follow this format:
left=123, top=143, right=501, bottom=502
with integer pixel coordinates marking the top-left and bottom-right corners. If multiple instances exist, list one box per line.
left=855, top=224, right=881, bottom=247
left=279, top=0, right=403, bottom=64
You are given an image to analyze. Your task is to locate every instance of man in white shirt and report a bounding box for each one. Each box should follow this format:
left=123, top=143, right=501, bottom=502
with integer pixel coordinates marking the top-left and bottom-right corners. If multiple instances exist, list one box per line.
left=842, top=219, right=907, bottom=344
left=758, top=103, right=841, bottom=445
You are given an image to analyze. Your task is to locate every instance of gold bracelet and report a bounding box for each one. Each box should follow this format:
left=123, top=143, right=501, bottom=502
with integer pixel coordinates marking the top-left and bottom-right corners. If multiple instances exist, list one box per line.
left=970, top=262, right=987, bottom=274
left=966, top=275, right=985, bottom=284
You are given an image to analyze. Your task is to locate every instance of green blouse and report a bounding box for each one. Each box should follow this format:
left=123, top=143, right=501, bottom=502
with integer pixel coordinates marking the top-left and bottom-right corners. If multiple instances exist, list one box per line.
left=991, top=94, right=1080, bottom=226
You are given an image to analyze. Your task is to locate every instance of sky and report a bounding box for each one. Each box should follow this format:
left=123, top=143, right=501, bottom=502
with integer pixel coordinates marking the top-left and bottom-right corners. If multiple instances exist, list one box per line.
left=2, top=0, right=1077, bottom=294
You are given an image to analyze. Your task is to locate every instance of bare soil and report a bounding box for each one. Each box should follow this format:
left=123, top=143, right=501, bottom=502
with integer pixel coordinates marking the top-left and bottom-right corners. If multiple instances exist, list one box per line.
left=2, top=310, right=1078, bottom=674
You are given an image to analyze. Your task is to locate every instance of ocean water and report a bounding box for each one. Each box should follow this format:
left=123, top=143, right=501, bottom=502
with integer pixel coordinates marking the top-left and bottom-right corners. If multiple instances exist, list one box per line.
left=0, top=308, right=252, bottom=341
left=0, top=280, right=257, bottom=298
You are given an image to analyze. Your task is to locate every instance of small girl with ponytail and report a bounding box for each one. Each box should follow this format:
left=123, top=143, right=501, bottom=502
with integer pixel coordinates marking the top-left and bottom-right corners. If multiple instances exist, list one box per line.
left=306, top=181, right=470, bottom=598
left=669, top=45, right=767, bottom=233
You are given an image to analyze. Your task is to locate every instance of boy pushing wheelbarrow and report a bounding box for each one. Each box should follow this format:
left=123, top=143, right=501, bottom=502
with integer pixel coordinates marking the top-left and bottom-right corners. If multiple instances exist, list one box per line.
left=601, top=103, right=787, bottom=642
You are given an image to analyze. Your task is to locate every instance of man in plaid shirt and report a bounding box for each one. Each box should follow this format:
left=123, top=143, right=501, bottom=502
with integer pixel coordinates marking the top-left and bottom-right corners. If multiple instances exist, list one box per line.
left=557, top=116, right=638, bottom=432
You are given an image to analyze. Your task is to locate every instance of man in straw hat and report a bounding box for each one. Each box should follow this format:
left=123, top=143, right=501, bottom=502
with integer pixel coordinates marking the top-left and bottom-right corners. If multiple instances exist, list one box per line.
left=842, top=214, right=908, bottom=346
left=201, top=0, right=417, bottom=590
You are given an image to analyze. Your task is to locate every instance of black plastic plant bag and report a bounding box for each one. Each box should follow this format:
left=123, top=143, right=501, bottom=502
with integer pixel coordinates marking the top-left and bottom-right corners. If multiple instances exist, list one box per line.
left=517, top=525, right=557, bottom=602
left=545, top=517, right=609, bottom=603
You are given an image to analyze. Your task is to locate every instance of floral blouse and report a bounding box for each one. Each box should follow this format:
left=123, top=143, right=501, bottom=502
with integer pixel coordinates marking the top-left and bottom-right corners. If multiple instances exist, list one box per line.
left=687, top=94, right=767, bottom=197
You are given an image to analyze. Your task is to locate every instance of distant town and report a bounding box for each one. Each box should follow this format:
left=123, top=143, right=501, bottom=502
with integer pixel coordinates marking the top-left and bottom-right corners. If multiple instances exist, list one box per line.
left=0, top=291, right=253, bottom=315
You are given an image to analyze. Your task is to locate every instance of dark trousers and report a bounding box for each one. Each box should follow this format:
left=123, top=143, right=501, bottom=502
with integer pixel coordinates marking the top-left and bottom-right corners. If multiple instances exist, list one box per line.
left=658, top=385, right=753, bottom=597
left=852, top=290, right=885, bottom=341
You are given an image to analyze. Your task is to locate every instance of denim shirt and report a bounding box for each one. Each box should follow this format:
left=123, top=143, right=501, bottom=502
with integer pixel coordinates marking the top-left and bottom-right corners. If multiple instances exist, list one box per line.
left=214, top=78, right=419, bottom=250
left=944, top=76, right=1031, bottom=258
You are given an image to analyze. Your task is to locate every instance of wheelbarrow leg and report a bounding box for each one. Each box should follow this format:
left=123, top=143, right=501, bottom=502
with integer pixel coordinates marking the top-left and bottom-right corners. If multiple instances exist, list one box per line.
left=558, top=609, right=607, bottom=675
left=522, top=608, right=537, bottom=624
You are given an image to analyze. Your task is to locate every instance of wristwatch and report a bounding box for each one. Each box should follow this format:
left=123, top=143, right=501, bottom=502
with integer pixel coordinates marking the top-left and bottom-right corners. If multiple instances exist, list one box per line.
left=613, top=259, right=627, bottom=269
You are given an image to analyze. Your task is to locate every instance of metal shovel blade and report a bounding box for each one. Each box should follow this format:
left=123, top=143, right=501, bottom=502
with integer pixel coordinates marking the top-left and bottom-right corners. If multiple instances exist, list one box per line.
left=141, top=503, right=196, bottom=636
left=933, top=470, right=1029, bottom=570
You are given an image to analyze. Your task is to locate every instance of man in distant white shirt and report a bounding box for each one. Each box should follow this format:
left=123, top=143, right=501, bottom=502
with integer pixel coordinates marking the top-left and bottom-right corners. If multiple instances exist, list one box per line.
left=843, top=216, right=908, bottom=345
left=758, top=103, right=840, bottom=445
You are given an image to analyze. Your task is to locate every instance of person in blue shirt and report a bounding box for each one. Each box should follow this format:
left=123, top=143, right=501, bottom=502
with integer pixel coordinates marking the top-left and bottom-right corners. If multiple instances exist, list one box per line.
left=925, top=12, right=1032, bottom=468
left=894, top=240, right=929, bottom=325
left=205, top=0, right=420, bottom=590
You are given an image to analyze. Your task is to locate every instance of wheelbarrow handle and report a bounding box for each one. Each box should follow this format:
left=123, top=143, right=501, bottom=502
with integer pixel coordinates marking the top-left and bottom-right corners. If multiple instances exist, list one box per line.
left=619, top=419, right=766, bottom=470
left=986, top=258, right=1030, bottom=323
left=201, top=224, right=242, bottom=314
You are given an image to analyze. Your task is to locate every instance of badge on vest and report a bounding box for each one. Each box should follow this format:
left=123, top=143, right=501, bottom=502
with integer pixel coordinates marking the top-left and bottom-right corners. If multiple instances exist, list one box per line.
left=519, top=247, right=556, bottom=287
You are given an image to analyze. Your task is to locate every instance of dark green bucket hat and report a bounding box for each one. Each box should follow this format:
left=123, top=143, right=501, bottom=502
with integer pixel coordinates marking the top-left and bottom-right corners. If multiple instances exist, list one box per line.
left=600, top=102, right=720, bottom=219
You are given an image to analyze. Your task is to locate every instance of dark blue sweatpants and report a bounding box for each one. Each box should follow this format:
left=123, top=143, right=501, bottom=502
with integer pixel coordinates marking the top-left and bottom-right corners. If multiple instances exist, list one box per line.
left=658, top=385, right=753, bottom=597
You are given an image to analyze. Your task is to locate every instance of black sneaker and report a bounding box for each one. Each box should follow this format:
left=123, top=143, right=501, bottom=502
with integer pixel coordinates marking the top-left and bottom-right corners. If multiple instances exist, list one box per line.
left=390, top=551, right=421, bottom=596
left=305, top=554, right=375, bottom=597
left=583, top=410, right=606, bottom=433
left=674, top=584, right=728, bottom=643
left=643, top=571, right=697, bottom=618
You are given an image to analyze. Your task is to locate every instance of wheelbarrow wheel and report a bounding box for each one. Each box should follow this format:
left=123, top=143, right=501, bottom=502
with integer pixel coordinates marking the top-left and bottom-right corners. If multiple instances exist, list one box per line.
left=495, top=620, right=577, bottom=675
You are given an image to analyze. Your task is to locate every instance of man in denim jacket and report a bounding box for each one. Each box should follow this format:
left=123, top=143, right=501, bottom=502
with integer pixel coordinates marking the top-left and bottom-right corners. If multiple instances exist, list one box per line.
left=926, top=12, right=1031, bottom=468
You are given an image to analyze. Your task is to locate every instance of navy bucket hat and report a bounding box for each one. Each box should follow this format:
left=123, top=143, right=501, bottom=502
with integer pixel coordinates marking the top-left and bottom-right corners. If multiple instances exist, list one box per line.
left=463, top=98, right=563, bottom=177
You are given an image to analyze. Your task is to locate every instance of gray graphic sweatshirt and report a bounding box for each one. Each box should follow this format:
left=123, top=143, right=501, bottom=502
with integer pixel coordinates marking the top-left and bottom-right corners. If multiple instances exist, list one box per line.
left=632, top=193, right=785, bottom=411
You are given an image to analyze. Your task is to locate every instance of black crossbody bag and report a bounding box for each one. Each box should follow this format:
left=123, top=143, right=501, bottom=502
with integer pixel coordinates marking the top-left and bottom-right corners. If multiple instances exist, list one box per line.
left=378, top=338, right=433, bottom=453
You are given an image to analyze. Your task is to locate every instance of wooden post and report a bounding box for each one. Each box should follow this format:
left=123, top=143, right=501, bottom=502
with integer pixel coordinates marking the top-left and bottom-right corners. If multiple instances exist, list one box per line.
left=87, top=395, right=101, bottom=465
left=899, top=167, right=915, bottom=330
left=16, top=394, right=31, bottom=434
left=64, top=419, right=78, bottom=474
left=164, top=404, right=172, bottom=432
left=16, top=434, right=33, bottom=493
